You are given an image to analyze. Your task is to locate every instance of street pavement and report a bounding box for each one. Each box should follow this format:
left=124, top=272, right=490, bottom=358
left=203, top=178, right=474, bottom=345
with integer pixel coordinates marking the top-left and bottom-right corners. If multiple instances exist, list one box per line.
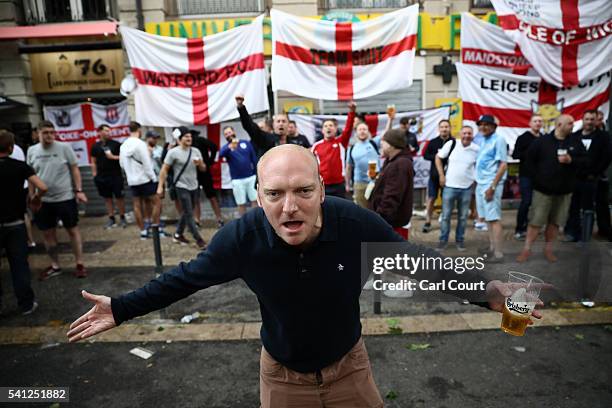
left=1, top=325, right=610, bottom=407
left=1, top=211, right=611, bottom=407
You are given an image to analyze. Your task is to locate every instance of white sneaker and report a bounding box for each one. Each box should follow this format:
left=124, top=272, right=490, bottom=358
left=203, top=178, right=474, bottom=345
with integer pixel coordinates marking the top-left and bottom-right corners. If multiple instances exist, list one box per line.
left=22, top=301, right=39, bottom=316
left=475, top=222, right=488, bottom=231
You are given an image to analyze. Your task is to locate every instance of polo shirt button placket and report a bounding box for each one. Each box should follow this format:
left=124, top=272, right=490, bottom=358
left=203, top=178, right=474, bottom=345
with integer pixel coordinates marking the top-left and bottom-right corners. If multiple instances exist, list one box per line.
left=298, top=253, right=310, bottom=279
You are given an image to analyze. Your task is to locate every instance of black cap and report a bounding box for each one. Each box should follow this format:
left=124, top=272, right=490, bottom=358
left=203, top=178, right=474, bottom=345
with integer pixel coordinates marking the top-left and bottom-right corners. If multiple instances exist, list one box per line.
left=477, top=115, right=497, bottom=126
left=145, top=129, right=160, bottom=138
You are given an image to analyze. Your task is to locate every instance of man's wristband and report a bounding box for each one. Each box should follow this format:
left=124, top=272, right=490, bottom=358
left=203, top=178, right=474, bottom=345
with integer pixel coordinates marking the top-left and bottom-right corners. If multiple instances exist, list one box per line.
left=75, top=189, right=83, bottom=193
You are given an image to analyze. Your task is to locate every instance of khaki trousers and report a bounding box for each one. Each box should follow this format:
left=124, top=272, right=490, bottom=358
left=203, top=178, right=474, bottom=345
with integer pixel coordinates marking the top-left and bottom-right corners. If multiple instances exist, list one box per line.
left=353, top=182, right=370, bottom=209
left=260, top=337, right=383, bottom=408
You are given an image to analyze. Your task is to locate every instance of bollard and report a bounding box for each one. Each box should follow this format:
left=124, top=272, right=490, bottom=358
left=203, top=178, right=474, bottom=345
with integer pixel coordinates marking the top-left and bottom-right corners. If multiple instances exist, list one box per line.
left=151, top=224, right=164, bottom=275
left=578, top=210, right=594, bottom=301
left=151, top=224, right=167, bottom=319
left=373, top=288, right=381, bottom=314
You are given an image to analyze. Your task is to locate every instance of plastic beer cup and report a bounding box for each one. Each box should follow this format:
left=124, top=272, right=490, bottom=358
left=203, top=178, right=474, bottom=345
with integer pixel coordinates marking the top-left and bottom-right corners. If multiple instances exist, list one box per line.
left=501, top=271, right=543, bottom=336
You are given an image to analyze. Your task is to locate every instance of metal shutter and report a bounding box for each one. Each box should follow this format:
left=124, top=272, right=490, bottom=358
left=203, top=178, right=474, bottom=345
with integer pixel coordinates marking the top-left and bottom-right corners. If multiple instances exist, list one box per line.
left=321, top=80, right=422, bottom=114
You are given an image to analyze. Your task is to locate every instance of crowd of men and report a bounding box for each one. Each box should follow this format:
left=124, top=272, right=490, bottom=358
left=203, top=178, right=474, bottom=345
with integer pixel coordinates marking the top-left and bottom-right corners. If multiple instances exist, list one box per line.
left=0, top=96, right=610, bottom=318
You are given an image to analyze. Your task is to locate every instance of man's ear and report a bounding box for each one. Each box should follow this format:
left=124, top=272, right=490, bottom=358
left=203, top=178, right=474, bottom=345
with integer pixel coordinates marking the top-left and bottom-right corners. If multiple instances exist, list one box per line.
left=319, top=175, right=325, bottom=203
left=256, top=184, right=263, bottom=207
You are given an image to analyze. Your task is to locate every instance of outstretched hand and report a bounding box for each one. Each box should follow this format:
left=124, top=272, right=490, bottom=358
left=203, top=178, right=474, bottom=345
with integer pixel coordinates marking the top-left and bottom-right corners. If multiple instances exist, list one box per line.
left=235, top=94, right=244, bottom=106
left=67, top=290, right=116, bottom=342
left=348, top=101, right=356, bottom=112
left=485, top=280, right=545, bottom=324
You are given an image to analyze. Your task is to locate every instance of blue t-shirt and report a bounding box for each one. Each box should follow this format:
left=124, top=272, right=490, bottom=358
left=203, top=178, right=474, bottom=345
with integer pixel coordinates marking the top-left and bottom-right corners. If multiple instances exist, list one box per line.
left=219, top=140, right=257, bottom=180
left=476, top=132, right=507, bottom=185
left=348, top=139, right=380, bottom=183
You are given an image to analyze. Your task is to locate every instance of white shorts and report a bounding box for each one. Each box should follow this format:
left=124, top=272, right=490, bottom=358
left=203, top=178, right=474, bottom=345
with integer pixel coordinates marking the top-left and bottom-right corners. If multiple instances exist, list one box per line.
left=232, top=175, right=257, bottom=205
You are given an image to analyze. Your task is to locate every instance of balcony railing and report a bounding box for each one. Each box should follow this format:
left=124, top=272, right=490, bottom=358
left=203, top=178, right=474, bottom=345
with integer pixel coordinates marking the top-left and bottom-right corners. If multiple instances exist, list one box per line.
left=23, top=0, right=116, bottom=24
left=319, top=0, right=416, bottom=9
left=178, top=0, right=264, bottom=16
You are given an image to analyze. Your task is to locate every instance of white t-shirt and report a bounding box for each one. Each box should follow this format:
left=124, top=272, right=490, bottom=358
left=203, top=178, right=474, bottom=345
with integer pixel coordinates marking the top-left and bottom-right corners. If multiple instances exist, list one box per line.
left=436, top=140, right=480, bottom=189
left=119, top=137, right=157, bottom=186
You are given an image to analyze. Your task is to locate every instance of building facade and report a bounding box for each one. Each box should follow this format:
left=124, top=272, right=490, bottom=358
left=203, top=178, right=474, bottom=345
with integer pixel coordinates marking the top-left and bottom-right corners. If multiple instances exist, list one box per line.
left=0, top=0, right=496, bottom=143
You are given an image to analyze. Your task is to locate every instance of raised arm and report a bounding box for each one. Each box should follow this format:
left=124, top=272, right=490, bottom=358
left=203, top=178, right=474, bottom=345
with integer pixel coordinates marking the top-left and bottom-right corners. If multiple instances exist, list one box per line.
left=384, top=111, right=395, bottom=135
left=338, top=102, right=357, bottom=148
left=236, top=94, right=270, bottom=151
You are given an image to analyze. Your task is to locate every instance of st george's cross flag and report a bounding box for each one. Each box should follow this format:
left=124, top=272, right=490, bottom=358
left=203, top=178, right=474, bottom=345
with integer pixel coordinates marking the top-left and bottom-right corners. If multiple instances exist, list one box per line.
left=120, top=16, right=268, bottom=126
left=460, top=12, right=535, bottom=75
left=271, top=5, right=418, bottom=101
left=457, top=63, right=610, bottom=149
left=490, top=0, right=612, bottom=87
left=44, top=101, right=131, bottom=166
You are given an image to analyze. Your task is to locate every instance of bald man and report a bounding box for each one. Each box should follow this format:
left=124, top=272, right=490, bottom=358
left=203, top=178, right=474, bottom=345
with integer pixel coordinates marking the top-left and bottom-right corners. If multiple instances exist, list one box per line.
left=517, top=114, right=587, bottom=262
left=67, top=145, right=539, bottom=407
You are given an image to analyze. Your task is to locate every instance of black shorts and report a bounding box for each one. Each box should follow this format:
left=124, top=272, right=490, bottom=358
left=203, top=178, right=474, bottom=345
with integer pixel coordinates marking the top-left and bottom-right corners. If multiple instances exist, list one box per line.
left=198, top=171, right=217, bottom=199
left=94, top=174, right=124, bottom=198
left=130, top=181, right=157, bottom=197
left=34, top=199, right=79, bottom=230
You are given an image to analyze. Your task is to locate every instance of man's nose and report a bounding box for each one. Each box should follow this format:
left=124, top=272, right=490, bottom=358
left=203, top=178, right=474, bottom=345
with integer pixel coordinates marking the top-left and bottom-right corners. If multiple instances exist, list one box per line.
left=282, top=194, right=298, bottom=213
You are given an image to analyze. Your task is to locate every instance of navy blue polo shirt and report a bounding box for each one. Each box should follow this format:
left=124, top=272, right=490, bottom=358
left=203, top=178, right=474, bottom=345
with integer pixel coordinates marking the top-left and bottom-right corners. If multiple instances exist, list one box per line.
left=111, top=196, right=486, bottom=373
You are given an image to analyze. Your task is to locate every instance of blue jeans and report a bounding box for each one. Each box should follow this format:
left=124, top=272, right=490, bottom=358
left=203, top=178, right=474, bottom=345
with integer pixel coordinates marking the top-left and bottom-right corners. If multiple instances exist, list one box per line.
left=0, top=223, right=35, bottom=311
left=439, top=187, right=472, bottom=243
left=515, top=176, right=533, bottom=234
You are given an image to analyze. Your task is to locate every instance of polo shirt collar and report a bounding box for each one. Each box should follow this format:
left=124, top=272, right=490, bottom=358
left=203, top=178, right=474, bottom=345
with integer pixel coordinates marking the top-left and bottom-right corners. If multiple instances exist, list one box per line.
left=263, top=198, right=339, bottom=248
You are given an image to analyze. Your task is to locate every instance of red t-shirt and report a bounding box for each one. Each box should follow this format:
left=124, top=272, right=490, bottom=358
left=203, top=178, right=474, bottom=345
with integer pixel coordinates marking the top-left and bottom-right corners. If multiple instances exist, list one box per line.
left=311, top=111, right=356, bottom=186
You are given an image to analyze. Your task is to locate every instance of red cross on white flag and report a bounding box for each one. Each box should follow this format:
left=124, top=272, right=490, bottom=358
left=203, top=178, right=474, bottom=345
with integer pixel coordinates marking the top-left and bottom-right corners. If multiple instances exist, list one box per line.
left=458, top=11, right=610, bottom=149
left=271, top=6, right=418, bottom=101
left=457, top=63, right=610, bottom=149
left=491, top=0, right=612, bottom=88
left=120, top=16, right=269, bottom=126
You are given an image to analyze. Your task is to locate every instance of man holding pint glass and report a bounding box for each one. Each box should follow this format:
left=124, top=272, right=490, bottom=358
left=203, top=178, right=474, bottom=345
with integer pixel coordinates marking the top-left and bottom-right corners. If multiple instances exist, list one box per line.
left=68, top=145, right=545, bottom=406
left=516, top=114, right=587, bottom=263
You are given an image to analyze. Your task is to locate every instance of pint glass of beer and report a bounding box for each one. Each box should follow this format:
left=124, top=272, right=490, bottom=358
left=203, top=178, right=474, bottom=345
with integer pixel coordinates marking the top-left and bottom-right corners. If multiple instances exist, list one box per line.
left=367, top=160, right=378, bottom=179
left=386, top=104, right=396, bottom=116
left=501, top=271, right=543, bottom=336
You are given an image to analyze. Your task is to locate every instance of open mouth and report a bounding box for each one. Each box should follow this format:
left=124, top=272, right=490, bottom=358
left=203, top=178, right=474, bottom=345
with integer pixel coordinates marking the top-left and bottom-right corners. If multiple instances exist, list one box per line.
left=282, top=221, right=304, bottom=232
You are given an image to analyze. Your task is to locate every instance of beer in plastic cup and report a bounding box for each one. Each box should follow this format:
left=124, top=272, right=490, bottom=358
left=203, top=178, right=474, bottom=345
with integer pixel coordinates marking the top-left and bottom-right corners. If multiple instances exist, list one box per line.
left=386, top=104, right=396, bottom=116
left=230, top=139, right=238, bottom=149
left=367, top=160, right=377, bottom=179
left=501, top=271, right=543, bottom=336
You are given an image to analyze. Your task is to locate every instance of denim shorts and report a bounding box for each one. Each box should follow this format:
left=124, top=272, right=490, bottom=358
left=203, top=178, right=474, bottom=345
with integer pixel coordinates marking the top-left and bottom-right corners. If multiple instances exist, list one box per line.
left=475, top=183, right=503, bottom=222
left=231, top=175, right=257, bottom=205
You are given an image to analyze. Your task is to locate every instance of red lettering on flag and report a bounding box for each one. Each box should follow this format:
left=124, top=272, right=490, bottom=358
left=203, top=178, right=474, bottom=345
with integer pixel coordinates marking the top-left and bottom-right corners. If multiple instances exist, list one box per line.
left=512, top=45, right=530, bottom=75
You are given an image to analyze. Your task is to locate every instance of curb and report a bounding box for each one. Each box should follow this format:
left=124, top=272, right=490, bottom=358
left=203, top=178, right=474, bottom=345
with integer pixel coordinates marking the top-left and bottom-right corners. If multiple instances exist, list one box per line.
left=1, top=308, right=611, bottom=345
